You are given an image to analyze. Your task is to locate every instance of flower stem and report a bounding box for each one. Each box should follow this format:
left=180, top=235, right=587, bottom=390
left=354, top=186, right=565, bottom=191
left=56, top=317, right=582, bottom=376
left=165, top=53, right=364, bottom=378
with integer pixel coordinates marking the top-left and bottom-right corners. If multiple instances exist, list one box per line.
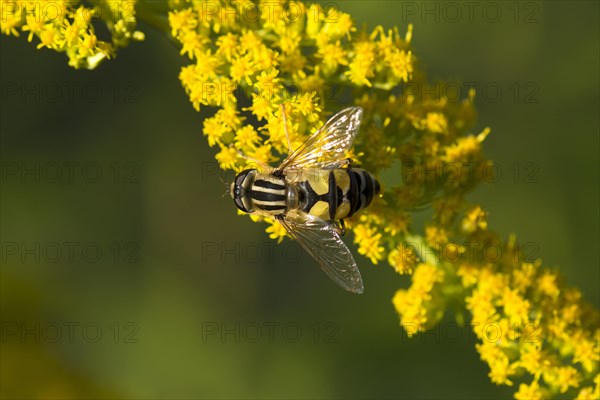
left=136, top=0, right=171, bottom=37
left=404, top=233, right=438, bottom=266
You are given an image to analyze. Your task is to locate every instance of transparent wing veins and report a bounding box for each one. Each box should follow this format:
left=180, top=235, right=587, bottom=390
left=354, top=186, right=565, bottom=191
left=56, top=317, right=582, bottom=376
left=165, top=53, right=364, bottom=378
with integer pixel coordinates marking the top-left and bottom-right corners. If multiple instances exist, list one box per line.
left=278, top=107, right=363, bottom=171
left=279, top=210, right=364, bottom=294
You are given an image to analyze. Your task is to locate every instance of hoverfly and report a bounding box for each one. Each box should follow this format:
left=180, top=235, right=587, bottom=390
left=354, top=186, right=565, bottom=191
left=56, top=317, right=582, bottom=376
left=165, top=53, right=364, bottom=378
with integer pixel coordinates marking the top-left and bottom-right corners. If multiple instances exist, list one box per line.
left=230, top=107, right=380, bottom=294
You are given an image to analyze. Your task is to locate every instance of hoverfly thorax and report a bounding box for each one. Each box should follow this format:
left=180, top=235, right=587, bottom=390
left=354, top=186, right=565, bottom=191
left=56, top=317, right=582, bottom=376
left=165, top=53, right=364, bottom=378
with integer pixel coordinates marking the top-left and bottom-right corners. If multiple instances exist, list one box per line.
left=231, top=168, right=289, bottom=216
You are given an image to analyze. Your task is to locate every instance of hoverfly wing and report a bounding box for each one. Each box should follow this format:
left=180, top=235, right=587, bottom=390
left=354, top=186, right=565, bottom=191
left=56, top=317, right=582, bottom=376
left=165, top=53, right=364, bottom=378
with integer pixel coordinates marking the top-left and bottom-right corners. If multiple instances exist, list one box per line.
left=278, top=107, right=363, bottom=171
left=279, top=210, right=364, bottom=294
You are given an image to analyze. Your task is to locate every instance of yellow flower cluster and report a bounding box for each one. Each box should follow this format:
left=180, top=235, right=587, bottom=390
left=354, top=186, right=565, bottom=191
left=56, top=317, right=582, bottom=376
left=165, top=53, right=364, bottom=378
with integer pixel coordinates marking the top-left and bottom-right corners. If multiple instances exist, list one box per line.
left=172, top=3, right=490, bottom=272
left=167, top=1, right=599, bottom=398
left=393, top=262, right=445, bottom=333
left=0, top=0, right=600, bottom=399
left=3, top=0, right=598, bottom=398
left=0, top=0, right=144, bottom=69
left=353, top=217, right=384, bottom=264
left=419, top=224, right=600, bottom=398
left=169, top=0, right=416, bottom=232
left=388, top=243, right=417, bottom=275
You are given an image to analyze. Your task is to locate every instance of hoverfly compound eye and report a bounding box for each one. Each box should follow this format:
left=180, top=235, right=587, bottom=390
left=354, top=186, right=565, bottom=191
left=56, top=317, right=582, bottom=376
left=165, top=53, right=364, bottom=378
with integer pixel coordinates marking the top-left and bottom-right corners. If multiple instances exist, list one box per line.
left=235, top=169, right=256, bottom=189
left=234, top=196, right=248, bottom=212
left=232, top=169, right=256, bottom=213
left=235, top=170, right=247, bottom=189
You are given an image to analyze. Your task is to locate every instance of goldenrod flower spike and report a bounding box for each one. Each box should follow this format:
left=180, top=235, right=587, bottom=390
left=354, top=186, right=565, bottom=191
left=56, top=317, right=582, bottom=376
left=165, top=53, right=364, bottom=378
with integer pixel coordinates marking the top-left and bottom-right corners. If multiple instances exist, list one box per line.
left=164, top=2, right=597, bottom=397
left=4, top=1, right=597, bottom=398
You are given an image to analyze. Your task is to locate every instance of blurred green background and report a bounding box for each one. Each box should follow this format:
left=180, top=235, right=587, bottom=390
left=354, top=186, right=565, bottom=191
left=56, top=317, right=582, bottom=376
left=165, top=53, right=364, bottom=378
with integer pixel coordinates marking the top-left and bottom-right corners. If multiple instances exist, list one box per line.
left=1, top=1, right=598, bottom=398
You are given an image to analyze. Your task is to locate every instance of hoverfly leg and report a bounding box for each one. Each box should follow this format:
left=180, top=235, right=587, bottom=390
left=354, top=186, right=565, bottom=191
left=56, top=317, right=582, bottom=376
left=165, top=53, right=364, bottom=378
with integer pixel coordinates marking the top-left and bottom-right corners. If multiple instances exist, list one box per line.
left=337, top=219, right=347, bottom=236
left=324, top=158, right=352, bottom=170
left=280, top=104, right=293, bottom=155
left=345, top=158, right=359, bottom=168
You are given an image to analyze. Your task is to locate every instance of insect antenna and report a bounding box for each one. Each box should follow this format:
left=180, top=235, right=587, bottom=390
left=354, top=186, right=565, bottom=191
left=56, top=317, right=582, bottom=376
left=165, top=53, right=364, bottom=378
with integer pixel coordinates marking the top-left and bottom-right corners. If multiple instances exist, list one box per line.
left=219, top=176, right=231, bottom=198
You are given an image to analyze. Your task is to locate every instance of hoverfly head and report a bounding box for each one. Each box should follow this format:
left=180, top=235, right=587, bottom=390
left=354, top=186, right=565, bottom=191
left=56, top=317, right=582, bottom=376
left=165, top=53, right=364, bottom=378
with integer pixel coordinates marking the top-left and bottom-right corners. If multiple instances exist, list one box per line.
left=231, top=169, right=257, bottom=213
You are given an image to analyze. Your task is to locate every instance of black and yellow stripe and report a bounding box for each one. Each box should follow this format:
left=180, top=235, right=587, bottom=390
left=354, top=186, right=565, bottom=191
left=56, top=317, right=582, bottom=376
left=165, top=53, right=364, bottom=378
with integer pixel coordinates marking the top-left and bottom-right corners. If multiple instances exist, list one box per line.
left=232, top=167, right=379, bottom=221
left=249, top=177, right=287, bottom=213
left=349, top=168, right=380, bottom=217
left=298, top=168, right=380, bottom=221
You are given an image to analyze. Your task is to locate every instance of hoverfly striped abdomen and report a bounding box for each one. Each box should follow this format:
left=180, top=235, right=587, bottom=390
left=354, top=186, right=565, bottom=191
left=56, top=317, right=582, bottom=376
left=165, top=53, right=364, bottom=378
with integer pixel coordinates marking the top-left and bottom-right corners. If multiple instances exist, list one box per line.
left=293, top=167, right=380, bottom=222
left=347, top=168, right=381, bottom=218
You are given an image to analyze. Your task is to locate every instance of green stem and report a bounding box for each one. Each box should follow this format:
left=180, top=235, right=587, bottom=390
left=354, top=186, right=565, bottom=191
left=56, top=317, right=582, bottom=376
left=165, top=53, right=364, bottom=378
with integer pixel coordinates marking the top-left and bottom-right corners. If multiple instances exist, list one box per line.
left=136, top=0, right=172, bottom=37
left=404, top=233, right=438, bottom=266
